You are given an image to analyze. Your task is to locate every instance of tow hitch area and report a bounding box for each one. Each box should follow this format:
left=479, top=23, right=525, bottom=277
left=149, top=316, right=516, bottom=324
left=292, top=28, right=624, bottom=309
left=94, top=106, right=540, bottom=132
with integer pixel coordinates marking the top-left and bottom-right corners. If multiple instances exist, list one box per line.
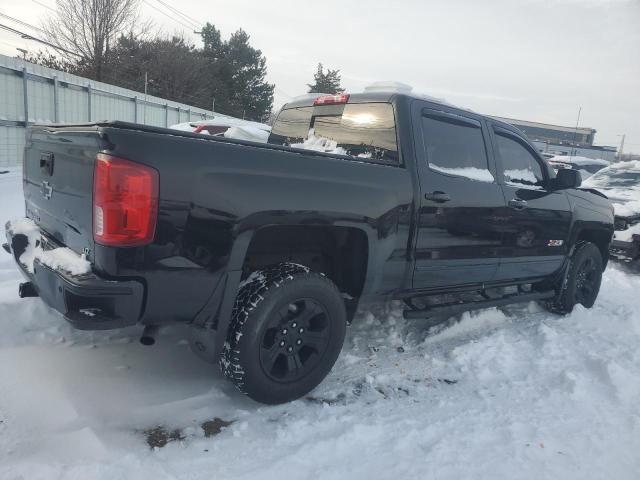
left=18, top=282, right=38, bottom=298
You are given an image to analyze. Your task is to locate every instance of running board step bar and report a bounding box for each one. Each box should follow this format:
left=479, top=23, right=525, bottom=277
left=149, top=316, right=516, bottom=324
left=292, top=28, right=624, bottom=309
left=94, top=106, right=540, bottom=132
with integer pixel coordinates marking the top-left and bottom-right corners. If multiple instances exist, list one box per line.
left=403, top=290, right=555, bottom=320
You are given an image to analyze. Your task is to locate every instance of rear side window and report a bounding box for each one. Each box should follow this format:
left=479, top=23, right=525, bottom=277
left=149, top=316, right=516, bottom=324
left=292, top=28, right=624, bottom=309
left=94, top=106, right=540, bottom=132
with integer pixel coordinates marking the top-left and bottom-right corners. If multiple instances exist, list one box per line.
left=270, top=103, right=399, bottom=164
left=495, top=133, right=545, bottom=188
left=421, top=114, right=494, bottom=183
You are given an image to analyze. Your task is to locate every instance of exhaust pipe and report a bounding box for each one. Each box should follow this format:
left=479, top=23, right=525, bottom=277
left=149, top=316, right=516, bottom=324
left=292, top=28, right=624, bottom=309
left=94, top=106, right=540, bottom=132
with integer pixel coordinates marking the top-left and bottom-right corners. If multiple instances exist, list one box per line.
left=140, top=325, right=160, bottom=346
left=19, top=282, right=38, bottom=298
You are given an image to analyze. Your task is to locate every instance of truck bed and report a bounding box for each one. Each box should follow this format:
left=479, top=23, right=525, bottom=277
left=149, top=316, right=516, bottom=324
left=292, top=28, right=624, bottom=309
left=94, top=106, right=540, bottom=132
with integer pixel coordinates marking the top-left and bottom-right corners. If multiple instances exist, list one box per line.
left=18, top=120, right=413, bottom=328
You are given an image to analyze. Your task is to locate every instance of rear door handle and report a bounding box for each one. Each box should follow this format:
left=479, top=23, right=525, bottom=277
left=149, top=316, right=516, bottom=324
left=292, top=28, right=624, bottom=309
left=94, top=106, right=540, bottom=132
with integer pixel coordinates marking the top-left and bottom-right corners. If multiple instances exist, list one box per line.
left=508, top=198, right=528, bottom=210
left=424, top=191, right=451, bottom=203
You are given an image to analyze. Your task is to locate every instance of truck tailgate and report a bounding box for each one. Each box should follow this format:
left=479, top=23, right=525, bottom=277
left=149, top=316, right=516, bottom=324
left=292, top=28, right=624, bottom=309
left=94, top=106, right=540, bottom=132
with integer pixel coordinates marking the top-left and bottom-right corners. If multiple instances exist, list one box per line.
left=23, top=127, right=100, bottom=261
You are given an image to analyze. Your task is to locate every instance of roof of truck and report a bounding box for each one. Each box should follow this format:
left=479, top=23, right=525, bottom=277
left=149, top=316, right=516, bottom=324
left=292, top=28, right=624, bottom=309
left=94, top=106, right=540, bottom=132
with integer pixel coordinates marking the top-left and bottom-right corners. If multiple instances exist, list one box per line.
left=281, top=91, right=519, bottom=134
left=283, top=91, right=399, bottom=108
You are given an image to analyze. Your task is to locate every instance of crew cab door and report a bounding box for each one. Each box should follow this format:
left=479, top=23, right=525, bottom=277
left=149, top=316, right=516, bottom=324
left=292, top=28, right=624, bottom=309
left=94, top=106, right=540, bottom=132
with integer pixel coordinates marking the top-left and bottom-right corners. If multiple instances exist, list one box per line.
left=412, top=104, right=506, bottom=289
left=489, top=124, right=572, bottom=281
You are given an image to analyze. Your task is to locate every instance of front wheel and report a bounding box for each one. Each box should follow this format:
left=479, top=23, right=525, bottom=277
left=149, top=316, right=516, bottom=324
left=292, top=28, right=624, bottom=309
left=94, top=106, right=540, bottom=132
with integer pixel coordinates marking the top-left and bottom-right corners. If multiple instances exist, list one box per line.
left=220, top=263, right=347, bottom=404
left=544, top=242, right=603, bottom=314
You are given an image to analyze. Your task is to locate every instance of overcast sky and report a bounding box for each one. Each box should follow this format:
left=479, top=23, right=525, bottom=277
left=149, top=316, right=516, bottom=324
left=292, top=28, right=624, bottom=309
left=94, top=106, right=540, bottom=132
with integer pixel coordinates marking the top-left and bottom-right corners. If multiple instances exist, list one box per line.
left=0, top=0, right=638, bottom=152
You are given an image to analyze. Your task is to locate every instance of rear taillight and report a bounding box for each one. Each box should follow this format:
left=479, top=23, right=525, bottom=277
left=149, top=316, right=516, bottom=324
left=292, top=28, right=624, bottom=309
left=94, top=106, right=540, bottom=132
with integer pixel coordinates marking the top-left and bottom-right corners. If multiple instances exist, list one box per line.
left=93, top=154, right=159, bottom=247
left=313, top=93, right=350, bottom=106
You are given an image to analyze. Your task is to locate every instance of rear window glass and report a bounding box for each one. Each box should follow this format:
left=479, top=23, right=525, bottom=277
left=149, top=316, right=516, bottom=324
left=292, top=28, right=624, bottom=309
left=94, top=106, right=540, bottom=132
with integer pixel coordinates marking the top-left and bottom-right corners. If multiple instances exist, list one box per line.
left=269, top=103, right=399, bottom=164
left=269, top=107, right=312, bottom=142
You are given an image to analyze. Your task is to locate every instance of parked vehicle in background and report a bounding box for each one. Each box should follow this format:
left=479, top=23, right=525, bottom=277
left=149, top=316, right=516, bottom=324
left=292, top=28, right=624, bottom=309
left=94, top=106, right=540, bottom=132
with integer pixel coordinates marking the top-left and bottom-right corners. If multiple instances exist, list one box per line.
left=547, top=155, right=609, bottom=180
left=4, top=89, right=614, bottom=404
left=583, top=161, right=640, bottom=264
left=170, top=117, right=271, bottom=143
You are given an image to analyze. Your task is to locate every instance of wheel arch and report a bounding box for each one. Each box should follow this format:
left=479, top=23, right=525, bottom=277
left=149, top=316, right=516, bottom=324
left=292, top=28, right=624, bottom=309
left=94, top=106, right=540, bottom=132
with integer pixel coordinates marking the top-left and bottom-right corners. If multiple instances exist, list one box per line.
left=572, top=226, right=613, bottom=270
left=238, top=224, right=371, bottom=300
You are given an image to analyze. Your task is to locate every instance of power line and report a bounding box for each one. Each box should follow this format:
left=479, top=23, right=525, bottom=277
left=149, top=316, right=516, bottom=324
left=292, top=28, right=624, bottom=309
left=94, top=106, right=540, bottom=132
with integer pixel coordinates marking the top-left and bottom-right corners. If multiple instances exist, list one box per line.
left=153, top=0, right=201, bottom=28
left=275, top=86, right=294, bottom=100
left=142, top=0, right=194, bottom=30
left=0, top=11, right=47, bottom=35
left=31, top=0, right=56, bottom=12
left=0, top=23, right=81, bottom=57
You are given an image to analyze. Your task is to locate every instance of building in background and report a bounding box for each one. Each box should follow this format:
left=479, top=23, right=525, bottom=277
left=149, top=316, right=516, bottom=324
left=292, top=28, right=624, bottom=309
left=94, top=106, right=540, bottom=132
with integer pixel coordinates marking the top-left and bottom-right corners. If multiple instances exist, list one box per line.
left=493, top=116, right=618, bottom=162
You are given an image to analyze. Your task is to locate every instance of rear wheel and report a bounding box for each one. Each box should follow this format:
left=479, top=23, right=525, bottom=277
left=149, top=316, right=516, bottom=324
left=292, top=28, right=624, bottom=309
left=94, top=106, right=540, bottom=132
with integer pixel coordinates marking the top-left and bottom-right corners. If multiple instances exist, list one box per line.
left=220, top=263, right=346, bottom=404
left=544, top=242, right=603, bottom=314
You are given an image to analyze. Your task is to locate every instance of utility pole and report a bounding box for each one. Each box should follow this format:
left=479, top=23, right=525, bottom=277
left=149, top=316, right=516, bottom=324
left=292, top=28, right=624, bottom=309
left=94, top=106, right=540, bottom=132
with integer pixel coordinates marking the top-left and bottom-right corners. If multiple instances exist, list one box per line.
left=618, top=134, right=625, bottom=162
left=143, top=71, right=148, bottom=124
left=212, top=97, right=215, bottom=113
left=570, top=106, right=582, bottom=157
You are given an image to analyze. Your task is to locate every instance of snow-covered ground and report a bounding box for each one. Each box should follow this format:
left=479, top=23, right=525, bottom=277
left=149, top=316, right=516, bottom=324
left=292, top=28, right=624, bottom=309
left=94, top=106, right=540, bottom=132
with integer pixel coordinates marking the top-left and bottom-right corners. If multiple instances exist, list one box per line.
left=1, top=168, right=640, bottom=479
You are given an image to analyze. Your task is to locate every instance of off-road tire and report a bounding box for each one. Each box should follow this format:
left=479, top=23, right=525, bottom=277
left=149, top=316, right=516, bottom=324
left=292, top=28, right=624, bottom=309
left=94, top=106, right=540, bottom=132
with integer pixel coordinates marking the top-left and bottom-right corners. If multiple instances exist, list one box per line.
left=220, top=262, right=347, bottom=404
left=544, top=241, right=603, bottom=315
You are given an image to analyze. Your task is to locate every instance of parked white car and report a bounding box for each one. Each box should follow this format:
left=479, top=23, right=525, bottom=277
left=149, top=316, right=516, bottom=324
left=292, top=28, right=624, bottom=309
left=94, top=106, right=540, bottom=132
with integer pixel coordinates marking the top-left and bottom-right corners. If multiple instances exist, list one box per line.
left=170, top=117, right=271, bottom=143
left=547, top=155, right=610, bottom=180
left=583, top=160, right=640, bottom=263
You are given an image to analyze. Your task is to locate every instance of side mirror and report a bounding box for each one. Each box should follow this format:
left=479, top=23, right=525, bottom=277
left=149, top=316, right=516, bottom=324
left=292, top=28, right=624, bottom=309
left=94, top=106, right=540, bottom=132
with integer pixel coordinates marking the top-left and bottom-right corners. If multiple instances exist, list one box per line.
left=554, top=168, right=582, bottom=189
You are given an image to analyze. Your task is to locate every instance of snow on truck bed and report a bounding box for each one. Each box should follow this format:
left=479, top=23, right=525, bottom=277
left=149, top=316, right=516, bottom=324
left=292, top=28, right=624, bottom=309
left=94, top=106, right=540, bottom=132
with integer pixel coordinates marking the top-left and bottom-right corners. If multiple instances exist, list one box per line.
left=1, top=169, right=640, bottom=479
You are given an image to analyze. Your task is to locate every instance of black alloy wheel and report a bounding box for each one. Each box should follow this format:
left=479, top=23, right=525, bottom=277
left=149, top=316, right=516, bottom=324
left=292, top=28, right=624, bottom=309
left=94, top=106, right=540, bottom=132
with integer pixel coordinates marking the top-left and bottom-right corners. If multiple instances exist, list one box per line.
left=259, top=298, right=331, bottom=383
left=220, top=263, right=347, bottom=404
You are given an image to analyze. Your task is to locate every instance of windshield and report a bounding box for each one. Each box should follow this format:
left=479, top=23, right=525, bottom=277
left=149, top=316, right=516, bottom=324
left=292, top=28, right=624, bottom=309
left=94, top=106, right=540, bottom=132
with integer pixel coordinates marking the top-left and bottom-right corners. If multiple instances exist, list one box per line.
left=269, top=102, right=399, bottom=164
left=584, top=168, right=640, bottom=189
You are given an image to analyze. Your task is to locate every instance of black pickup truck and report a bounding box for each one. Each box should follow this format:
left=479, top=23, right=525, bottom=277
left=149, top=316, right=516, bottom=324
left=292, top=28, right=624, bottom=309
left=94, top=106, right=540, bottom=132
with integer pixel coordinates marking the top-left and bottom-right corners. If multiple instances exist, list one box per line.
left=4, top=90, right=614, bottom=404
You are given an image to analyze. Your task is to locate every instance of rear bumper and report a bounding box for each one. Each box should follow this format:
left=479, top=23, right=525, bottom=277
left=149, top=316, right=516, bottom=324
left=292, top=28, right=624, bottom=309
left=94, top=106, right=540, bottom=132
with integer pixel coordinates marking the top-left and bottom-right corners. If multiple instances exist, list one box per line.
left=610, top=238, right=640, bottom=261
left=4, top=220, right=144, bottom=330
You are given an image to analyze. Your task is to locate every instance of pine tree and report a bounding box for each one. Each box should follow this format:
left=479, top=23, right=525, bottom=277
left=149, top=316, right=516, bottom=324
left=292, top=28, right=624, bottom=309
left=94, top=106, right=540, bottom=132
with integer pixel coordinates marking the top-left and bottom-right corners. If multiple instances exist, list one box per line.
left=307, top=63, right=344, bottom=94
left=27, top=18, right=275, bottom=121
left=201, top=24, right=274, bottom=120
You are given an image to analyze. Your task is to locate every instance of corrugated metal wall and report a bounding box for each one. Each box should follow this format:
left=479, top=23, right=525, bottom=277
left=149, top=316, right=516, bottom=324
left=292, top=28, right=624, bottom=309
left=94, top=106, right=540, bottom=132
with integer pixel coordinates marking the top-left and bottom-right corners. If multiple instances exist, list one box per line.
left=0, top=54, right=222, bottom=167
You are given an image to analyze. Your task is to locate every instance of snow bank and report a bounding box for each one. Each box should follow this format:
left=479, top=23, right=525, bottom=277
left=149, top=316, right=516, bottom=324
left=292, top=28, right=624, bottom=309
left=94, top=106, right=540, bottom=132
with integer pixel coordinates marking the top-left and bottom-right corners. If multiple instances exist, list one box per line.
left=614, top=221, right=640, bottom=242
left=289, top=130, right=347, bottom=155
left=612, top=200, right=640, bottom=218
left=430, top=164, right=494, bottom=182
left=223, top=125, right=270, bottom=143
left=168, top=121, right=198, bottom=132
left=364, top=81, right=413, bottom=93
left=169, top=116, right=270, bottom=133
left=7, top=217, right=90, bottom=276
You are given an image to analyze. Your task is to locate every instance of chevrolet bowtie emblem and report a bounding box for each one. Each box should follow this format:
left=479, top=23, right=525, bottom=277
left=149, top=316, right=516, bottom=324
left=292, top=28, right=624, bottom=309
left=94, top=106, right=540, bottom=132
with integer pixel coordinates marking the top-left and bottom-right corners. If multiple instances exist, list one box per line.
left=41, top=180, right=53, bottom=200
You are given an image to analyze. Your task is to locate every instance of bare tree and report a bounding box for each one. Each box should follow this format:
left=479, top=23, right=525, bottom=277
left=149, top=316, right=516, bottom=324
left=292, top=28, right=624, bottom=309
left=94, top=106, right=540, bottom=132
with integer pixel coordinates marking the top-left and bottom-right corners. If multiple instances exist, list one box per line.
left=42, top=0, right=144, bottom=81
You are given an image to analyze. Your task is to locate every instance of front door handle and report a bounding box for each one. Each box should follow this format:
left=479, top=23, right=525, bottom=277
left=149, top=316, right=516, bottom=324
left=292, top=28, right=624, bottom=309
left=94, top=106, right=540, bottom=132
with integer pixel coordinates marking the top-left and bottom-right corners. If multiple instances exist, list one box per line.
left=424, top=191, right=451, bottom=203
left=508, top=198, right=528, bottom=210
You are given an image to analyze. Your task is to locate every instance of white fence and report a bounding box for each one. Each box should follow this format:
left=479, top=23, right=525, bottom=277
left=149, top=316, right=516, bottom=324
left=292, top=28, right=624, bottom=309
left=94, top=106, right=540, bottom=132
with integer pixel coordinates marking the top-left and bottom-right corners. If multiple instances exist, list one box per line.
left=0, top=54, right=220, bottom=167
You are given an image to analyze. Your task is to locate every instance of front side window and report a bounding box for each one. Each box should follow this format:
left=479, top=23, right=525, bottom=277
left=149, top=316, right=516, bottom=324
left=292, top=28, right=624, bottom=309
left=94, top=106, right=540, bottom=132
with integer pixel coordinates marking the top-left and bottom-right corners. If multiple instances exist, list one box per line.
left=421, top=114, right=494, bottom=183
left=495, top=133, right=545, bottom=188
